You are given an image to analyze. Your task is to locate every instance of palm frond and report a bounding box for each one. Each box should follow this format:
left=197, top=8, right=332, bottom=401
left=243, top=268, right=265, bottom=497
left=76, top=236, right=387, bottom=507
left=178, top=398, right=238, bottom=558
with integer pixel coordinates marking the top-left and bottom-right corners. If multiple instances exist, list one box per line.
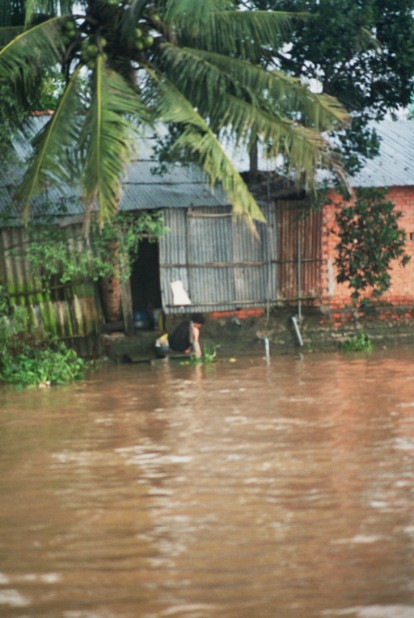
left=14, top=65, right=84, bottom=218
left=0, top=26, right=24, bottom=47
left=0, top=16, right=64, bottom=84
left=80, top=56, right=151, bottom=230
left=178, top=9, right=308, bottom=60
left=153, top=76, right=266, bottom=235
left=218, top=92, right=338, bottom=187
left=357, top=26, right=380, bottom=51
left=163, top=0, right=226, bottom=27
left=159, top=42, right=348, bottom=133
left=122, top=0, right=150, bottom=25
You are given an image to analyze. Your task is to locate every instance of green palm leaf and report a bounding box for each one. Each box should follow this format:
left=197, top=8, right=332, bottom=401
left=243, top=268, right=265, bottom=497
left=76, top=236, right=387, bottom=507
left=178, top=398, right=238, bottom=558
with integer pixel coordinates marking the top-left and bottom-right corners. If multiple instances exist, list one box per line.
left=172, top=8, right=306, bottom=60
left=160, top=43, right=347, bottom=132
left=163, top=0, right=228, bottom=26
left=0, top=26, right=23, bottom=46
left=14, top=65, right=84, bottom=217
left=218, top=93, right=339, bottom=186
left=80, top=55, right=151, bottom=230
left=0, top=16, right=63, bottom=82
left=0, top=0, right=353, bottom=230
left=153, top=77, right=266, bottom=236
left=157, top=42, right=347, bottom=189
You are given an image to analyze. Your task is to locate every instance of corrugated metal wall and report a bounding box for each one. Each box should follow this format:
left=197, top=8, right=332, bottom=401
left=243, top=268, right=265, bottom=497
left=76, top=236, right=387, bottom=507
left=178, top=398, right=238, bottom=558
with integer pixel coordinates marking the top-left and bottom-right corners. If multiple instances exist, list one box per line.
left=0, top=224, right=103, bottom=357
left=276, top=200, right=322, bottom=305
left=0, top=200, right=323, bottom=346
left=160, top=203, right=277, bottom=313
left=159, top=200, right=322, bottom=314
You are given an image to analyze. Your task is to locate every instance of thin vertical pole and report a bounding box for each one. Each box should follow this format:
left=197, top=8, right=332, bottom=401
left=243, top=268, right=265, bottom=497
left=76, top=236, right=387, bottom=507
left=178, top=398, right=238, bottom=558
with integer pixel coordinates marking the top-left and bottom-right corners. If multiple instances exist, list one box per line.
left=298, top=234, right=302, bottom=321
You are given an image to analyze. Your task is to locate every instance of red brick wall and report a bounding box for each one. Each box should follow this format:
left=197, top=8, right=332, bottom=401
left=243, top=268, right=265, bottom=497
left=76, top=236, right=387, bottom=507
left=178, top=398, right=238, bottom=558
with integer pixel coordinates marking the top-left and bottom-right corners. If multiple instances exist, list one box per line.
left=321, top=186, right=414, bottom=309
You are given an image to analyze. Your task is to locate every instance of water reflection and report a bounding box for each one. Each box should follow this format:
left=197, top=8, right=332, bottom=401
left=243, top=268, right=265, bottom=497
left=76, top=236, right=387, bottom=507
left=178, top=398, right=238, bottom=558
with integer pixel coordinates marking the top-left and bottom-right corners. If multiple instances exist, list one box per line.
left=0, top=349, right=414, bottom=617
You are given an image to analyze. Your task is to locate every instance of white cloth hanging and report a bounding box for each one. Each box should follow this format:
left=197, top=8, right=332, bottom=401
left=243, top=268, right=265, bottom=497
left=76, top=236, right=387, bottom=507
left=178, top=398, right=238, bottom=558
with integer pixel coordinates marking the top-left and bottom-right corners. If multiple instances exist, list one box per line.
left=170, top=280, right=192, bottom=305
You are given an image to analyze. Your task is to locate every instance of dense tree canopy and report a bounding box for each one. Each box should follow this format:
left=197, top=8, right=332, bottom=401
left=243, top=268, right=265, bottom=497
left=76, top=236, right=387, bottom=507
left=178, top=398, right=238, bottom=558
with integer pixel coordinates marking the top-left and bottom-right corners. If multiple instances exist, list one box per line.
left=0, top=0, right=348, bottom=233
left=240, top=0, right=414, bottom=172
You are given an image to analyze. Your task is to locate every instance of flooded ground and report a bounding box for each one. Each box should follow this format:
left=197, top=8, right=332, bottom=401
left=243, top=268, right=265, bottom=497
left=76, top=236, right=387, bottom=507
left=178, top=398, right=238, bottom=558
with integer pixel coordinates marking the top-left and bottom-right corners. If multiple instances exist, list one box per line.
left=0, top=347, right=414, bottom=618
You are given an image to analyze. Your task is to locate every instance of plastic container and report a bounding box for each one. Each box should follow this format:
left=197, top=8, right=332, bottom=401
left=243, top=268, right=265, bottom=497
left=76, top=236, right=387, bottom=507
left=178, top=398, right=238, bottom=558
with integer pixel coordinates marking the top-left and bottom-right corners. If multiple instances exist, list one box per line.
left=133, top=310, right=150, bottom=329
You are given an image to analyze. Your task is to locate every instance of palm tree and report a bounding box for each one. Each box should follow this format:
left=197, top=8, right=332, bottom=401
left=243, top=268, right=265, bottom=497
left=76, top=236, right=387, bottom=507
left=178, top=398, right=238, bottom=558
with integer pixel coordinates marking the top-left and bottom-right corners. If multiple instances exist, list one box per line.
left=0, top=0, right=348, bottom=234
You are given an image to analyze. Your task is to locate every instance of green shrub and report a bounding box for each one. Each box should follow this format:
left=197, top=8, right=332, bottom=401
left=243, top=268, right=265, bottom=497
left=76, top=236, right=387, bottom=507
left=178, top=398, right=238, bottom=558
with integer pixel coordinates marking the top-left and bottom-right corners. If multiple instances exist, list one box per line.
left=335, top=188, right=410, bottom=304
left=0, top=288, right=85, bottom=387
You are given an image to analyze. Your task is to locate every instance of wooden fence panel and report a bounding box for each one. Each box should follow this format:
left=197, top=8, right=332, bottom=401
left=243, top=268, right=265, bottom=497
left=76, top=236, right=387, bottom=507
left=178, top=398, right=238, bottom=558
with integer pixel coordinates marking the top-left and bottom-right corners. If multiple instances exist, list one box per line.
left=0, top=225, right=103, bottom=346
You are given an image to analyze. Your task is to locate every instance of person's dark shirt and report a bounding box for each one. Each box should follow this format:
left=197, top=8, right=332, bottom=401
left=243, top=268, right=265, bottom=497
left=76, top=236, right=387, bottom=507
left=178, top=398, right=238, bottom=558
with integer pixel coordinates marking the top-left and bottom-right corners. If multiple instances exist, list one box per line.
left=169, top=320, right=191, bottom=352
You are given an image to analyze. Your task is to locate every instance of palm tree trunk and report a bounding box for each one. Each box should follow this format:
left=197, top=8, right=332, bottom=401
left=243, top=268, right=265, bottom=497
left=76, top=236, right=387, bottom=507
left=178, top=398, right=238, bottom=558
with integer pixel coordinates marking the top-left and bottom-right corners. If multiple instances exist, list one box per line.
left=99, top=241, right=122, bottom=323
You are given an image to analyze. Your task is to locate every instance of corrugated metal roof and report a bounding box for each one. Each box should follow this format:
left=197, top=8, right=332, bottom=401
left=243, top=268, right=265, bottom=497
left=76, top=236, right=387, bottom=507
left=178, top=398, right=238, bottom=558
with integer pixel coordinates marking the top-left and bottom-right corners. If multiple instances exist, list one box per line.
left=121, top=155, right=229, bottom=210
left=2, top=117, right=414, bottom=221
left=0, top=122, right=230, bottom=219
left=229, top=118, right=414, bottom=189
left=349, top=118, right=414, bottom=188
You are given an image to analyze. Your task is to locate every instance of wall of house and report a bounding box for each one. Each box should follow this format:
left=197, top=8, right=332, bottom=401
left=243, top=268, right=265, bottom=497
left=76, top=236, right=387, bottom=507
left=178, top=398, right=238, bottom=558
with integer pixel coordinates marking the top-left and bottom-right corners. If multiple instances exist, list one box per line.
left=276, top=200, right=322, bottom=305
left=159, top=205, right=278, bottom=314
left=321, top=186, right=414, bottom=309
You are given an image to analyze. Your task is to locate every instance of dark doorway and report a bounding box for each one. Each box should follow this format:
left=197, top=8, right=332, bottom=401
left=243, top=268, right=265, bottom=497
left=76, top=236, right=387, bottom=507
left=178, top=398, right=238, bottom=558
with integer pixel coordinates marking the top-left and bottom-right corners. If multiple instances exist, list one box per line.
left=130, top=239, right=162, bottom=321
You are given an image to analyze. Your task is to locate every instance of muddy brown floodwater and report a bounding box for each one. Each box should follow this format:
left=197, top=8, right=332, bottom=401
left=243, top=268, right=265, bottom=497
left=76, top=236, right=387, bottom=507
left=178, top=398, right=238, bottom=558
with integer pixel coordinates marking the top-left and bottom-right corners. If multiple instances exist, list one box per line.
left=0, top=347, right=414, bottom=618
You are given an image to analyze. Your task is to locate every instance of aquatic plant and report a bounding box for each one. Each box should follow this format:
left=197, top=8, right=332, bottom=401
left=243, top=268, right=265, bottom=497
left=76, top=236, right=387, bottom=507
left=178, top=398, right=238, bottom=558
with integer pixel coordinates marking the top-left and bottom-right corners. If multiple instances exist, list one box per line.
left=0, top=290, right=85, bottom=387
left=0, top=340, right=85, bottom=387
left=340, top=332, right=373, bottom=353
left=180, top=345, right=220, bottom=365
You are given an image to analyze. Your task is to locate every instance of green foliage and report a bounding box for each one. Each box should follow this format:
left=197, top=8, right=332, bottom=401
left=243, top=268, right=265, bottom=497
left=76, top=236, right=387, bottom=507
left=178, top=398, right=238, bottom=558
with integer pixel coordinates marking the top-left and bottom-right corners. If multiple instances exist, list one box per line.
left=19, top=211, right=167, bottom=287
left=340, top=332, right=373, bottom=353
left=180, top=345, right=220, bottom=365
left=244, top=0, right=414, bottom=173
left=0, top=289, right=30, bottom=345
left=0, top=291, right=85, bottom=386
left=38, top=68, right=66, bottom=110
left=0, top=0, right=347, bottom=233
left=0, top=83, right=26, bottom=164
left=0, top=341, right=85, bottom=386
left=0, top=284, right=9, bottom=315
left=335, top=188, right=410, bottom=303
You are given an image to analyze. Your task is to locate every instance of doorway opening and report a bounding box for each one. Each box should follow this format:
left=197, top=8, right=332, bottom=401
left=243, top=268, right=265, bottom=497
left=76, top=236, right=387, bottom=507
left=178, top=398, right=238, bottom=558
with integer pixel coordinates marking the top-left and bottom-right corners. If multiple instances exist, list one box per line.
left=130, top=238, right=162, bottom=329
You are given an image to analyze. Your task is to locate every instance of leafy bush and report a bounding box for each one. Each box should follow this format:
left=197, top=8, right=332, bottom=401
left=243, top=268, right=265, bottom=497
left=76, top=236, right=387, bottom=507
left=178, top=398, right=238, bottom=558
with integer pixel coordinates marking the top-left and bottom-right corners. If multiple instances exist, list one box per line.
left=19, top=211, right=168, bottom=286
left=0, top=287, right=85, bottom=387
left=335, top=188, right=410, bottom=303
left=0, top=340, right=85, bottom=387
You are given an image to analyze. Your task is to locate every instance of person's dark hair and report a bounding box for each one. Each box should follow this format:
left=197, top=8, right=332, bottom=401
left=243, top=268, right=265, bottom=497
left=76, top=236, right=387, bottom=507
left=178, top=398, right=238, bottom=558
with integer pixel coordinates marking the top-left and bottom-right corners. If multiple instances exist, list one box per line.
left=191, top=313, right=205, bottom=325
